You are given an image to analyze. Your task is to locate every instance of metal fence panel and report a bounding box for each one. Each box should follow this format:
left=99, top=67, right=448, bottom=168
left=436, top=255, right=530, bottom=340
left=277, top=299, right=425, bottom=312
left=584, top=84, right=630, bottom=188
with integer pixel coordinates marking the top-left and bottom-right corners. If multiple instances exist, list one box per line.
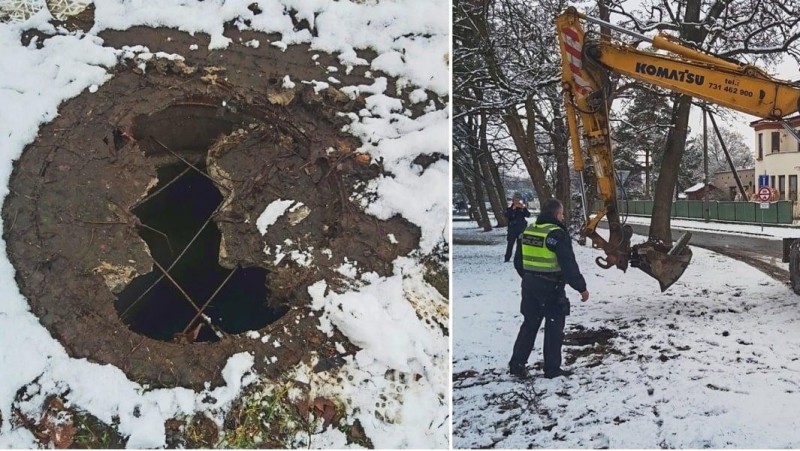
left=708, top=202, right=719, bottom=219
left=735, top=202, right=756, bottom=222
left=687, top=201, right=704, bottom=218
left=778, top=201, right=793, bottom=224
left=675, top=201, right=689, bottom=218
left=759, top=202, right=779, bottom=223
left=718, top=202, right=735, bottom=221
left=601, top=199, right=795, bottom=223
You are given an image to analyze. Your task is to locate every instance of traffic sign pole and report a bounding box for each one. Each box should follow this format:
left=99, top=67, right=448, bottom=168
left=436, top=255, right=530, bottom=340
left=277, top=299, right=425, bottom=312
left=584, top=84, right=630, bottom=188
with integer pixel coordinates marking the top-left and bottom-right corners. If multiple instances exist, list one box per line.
left=758, top=185, right=771, bottom=231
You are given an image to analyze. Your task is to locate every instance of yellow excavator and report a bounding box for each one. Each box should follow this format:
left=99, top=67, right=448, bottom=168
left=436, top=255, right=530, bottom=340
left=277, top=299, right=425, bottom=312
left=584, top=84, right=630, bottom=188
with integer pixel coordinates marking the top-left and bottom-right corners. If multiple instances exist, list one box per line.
left=556, top=7, right=800, bottom=291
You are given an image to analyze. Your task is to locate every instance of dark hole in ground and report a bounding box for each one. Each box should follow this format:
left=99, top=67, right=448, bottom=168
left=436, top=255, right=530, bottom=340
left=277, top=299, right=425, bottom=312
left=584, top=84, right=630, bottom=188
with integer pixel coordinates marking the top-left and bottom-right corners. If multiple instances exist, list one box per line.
left=114, top=162, right=287, bottom=342
left=132, top=104, right=243, bottom=156
left=563, top=327, right=617, bottom=346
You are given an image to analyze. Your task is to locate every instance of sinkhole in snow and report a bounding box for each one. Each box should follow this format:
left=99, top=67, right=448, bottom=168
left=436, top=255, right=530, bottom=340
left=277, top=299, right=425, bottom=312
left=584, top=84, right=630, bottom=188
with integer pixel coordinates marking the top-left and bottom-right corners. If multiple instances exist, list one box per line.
left=115, top=162, right=287, bottom=343
left=114, top=161, right=287, bottom=342
left=113, top=104, right=289, bottom=342
left=3, top=59, right=421, bottom=384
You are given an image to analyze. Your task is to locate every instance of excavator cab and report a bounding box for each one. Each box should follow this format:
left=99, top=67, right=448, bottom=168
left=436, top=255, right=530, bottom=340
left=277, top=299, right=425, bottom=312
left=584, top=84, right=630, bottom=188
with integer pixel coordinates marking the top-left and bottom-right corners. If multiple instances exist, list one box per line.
left=629, top=233, right=693, bottom=292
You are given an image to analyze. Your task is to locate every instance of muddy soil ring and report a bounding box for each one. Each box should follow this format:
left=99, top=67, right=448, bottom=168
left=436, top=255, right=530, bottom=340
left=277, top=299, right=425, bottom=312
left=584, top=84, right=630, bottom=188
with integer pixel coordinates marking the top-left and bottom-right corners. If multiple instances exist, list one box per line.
left=3, top=47, right=420, bottom=387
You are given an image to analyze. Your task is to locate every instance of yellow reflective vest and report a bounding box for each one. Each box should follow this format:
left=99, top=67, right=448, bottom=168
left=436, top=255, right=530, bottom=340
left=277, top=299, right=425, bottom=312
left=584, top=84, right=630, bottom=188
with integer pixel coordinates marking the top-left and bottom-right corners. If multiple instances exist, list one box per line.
left=520, top=223, right=561, bottom=273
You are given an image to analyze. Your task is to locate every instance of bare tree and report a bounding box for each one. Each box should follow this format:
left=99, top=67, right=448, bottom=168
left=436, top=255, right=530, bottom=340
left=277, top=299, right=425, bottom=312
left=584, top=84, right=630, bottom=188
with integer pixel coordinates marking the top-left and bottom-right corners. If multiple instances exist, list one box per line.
left=454, top=0, right=571, bottom=212
left=454, top=116, right=493, bottom=231
left=607, top=0, right=800, bottom=243
left=476, top=92, right=508, bottom=226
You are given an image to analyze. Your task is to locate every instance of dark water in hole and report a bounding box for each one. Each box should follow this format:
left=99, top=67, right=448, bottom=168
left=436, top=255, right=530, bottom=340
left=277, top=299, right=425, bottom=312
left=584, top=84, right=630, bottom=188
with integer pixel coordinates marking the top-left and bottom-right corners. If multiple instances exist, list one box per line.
left=115, top=164, right=287, bottom=342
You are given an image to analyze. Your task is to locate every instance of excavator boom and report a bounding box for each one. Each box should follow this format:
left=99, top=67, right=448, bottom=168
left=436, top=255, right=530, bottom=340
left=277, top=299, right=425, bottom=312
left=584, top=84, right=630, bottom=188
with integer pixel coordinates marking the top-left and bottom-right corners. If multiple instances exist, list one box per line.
left=556, top=8, right=633, bottom=274
left=555, top=7, right=800, bottom=291
left=586, top=40, right=800, bottom=120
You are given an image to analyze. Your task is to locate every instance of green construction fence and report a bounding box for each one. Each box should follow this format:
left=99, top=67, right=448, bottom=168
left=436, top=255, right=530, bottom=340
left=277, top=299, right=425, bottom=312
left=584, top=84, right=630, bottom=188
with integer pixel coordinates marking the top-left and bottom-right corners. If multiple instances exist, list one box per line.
left=615, top=200, right=793, bottom=224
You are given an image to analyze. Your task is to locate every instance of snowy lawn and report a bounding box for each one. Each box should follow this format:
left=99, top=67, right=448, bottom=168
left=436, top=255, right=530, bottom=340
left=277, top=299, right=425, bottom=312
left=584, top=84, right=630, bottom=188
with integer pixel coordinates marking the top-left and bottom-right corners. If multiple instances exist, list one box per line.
left=0, top=0, right=448, bottom=448
left=453, top=223, right=800, bottom=448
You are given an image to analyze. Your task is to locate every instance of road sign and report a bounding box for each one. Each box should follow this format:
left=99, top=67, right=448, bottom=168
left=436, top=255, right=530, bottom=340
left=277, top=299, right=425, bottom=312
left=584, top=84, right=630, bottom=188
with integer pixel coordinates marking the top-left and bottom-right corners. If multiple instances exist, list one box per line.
left=758, top=186, right=772, bottom=201
left=759, top=174, right=769, bottom=187
left=760, top=202, right=770, bottom=209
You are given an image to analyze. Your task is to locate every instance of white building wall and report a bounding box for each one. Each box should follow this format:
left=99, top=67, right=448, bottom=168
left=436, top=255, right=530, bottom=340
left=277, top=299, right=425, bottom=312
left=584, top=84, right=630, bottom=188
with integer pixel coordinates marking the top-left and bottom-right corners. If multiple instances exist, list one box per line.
left=712, top=169, right=754, bottom=200
left=753, top=124, right=800, bottom=202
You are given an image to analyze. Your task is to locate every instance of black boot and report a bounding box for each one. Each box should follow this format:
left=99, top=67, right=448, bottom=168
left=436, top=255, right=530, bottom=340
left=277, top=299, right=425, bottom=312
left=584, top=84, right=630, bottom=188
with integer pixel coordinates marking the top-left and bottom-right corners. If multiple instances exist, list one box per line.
left=509, top=364, right=530, bottom=378
left=544, top=369, right=573, bottom=379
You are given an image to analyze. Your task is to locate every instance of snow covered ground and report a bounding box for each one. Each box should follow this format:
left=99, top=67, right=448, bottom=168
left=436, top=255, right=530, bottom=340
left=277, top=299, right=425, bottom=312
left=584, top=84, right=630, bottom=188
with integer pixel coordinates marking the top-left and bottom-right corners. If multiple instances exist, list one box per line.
left=0, top=0, right=448, bottom=448
left=453, top=222, right=800, bottom=448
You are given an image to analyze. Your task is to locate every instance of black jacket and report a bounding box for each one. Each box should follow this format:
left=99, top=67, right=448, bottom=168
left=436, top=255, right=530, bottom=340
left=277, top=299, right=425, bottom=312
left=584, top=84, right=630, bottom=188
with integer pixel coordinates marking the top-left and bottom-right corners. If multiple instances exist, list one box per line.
left=506, top=206, right=531, bottom=240
left=513, top=213, right=587, bottom=293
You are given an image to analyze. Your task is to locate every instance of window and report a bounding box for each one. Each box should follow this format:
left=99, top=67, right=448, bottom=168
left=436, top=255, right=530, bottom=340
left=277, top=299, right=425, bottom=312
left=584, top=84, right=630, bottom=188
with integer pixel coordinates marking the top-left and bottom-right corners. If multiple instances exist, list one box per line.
left=772, top=131, right=780, bottom=152
left=758, top=133, right=763, bottom=159
left=771, top=175, right=776, bottom=188
left=779, top=175, right=786, bottom=199
left=791, top=175, right=798, bottom=201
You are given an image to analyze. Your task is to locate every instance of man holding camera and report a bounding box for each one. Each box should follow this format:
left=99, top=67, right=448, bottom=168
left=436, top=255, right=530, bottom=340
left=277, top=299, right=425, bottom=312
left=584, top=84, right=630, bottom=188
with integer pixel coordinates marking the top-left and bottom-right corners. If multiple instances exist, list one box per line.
left=505, top=194, right=531, bottom=262
left=509, top=199, right=589, bottom=379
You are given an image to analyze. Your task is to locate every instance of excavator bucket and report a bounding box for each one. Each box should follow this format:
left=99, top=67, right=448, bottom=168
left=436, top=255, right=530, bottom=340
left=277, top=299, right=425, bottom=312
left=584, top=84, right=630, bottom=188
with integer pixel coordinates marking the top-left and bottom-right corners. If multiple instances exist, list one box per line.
left=630, top=232, right=693, bottom=292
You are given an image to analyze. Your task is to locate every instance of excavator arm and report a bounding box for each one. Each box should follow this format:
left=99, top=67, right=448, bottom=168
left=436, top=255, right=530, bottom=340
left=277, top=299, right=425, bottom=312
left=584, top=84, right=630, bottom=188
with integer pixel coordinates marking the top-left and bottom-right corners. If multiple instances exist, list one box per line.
left=557, top=9, right=632, bottom=274
left=555, top=7, right=800, bottom=291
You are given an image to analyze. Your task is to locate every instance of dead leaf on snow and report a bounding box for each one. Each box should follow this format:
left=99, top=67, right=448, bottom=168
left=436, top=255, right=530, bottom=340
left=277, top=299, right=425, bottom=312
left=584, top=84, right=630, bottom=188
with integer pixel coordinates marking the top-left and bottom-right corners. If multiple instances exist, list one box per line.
left=267, top=89, right=296, bottom=106
left=41, top=398, right=76, bottom=449
left=313, top=397, right=340, bottom=429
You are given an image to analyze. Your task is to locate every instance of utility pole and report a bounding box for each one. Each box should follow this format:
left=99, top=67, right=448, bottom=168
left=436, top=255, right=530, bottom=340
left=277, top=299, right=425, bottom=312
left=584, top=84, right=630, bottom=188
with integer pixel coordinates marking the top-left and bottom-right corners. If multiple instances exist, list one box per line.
left=645, top=147, right=651, bottom=199
left=707, top=112, right=747, bottom=200
left=703, top=108, right=710, bottom=222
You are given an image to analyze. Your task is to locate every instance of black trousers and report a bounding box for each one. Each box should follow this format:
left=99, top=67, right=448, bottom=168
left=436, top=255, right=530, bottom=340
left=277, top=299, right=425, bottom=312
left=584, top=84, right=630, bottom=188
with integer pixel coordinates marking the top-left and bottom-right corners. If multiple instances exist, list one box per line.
left=509, top=274, right=567, bottom=376
left=509, top=314, right=565, bottom=376
left=504, top=239, right=515, bottom=262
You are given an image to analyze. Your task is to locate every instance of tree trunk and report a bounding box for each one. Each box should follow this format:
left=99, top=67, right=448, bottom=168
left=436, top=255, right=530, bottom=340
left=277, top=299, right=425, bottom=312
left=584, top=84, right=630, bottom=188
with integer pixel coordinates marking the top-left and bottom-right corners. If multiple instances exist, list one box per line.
left=504, top=107, right=552, bottom=201
left=479, top=156, right=507, bottom=226
left=471, top=153, right=492, bottom=232
left=550, top=95, right=572, bottom=222
left=467, top=116, right=492, bottom=231
left=597, top=0, right=611, bottom=34
left=455, top=163, right=483, bottom=225
left=488, top=150, right=507, bottom=210
left=649, top=95, right=692, bottom=243
left=478, top=111, right=508, bottom=227
left=648, top=0, right=717, bottom=244
left=645, top=148, right=651, bottom=199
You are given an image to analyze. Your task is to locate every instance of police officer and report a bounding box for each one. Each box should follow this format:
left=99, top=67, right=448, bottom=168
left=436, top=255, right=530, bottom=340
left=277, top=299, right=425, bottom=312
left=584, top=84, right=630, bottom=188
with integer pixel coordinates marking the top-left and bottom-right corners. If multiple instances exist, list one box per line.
left=509, top=198, right=589, bottom=379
